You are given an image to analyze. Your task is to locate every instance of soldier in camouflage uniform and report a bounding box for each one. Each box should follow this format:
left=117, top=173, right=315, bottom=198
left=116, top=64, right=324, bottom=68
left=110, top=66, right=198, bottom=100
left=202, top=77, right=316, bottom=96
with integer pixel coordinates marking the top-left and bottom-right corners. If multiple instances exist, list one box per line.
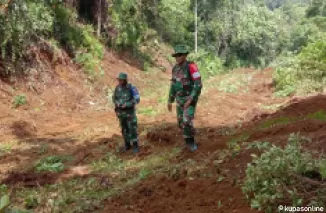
left=168, top=45, right=202, bottom=151
left=112, top=72, right=139, bottom=153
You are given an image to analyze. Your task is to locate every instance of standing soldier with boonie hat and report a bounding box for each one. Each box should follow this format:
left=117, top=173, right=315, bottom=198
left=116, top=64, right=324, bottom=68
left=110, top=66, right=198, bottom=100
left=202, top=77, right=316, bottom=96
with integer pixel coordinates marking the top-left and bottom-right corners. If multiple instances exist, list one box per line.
left=167, top=45, right=202, bottom=151
left=112, top=72, right=140, bottom=154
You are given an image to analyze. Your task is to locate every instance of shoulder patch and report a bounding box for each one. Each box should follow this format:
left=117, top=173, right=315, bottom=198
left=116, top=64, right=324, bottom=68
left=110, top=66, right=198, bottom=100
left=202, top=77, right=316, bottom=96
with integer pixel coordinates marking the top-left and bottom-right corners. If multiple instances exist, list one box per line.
left=189, top=63, right=201, bottom=80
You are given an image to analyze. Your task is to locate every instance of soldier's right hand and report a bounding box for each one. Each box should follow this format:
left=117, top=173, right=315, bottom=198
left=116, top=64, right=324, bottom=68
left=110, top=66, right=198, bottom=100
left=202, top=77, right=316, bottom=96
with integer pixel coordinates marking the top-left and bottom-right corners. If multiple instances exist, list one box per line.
left=168, top=103, right=172, bottom=112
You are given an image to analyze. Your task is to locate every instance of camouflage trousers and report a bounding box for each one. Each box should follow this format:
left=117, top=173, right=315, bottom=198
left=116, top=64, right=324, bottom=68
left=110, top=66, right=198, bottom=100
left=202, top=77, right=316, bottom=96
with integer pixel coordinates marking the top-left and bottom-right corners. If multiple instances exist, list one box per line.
left=176, top=104, right=197, bottom=138
left=116, top=110, right=138, bottom=144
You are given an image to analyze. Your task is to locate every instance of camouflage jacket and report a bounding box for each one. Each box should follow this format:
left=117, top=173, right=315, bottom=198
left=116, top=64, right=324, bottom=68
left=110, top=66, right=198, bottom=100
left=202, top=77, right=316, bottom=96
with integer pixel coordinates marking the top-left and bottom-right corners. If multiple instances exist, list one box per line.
left=112, top=83, right=136, bottom=112
left=168, top=61, right=202, bottom=105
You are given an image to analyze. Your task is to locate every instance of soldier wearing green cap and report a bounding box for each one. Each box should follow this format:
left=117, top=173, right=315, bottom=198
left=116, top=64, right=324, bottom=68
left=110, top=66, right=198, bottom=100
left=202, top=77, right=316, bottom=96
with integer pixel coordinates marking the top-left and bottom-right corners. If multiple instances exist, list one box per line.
left=168, top=45, right=202, bottom=152
left=112, top=72, right=140, bottom=153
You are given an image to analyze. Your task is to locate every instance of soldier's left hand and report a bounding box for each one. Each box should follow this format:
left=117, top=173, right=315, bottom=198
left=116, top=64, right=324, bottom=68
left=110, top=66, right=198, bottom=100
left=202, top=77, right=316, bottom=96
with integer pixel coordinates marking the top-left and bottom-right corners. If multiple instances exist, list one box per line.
left=184, top=99, right=192, bottom=109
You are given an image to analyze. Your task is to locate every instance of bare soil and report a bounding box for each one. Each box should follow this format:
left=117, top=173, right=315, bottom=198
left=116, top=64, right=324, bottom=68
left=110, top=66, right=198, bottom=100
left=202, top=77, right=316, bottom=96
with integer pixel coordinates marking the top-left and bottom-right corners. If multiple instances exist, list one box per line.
left=1, top=52, right=326, bottom=213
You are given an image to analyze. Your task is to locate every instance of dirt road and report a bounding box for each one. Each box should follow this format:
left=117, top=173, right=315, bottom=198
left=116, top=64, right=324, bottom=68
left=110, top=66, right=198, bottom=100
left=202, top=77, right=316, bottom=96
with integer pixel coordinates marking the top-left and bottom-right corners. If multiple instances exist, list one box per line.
left=1, top=57, right=326, bottom=212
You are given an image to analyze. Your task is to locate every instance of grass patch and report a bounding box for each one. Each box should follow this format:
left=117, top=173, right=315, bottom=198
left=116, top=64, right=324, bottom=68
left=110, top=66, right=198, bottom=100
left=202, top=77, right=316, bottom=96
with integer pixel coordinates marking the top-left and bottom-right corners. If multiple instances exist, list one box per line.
left=10, top=148, right=181, bottom=212
left=0, top=142, right=15, bottom=155
left=35, top=155, right=73, bottom=173
left=259, top=116, right=299, bottom=129
left=13, top=177, right=119, bottom=212
left=138, top=106, right=160, bottom=116
left=203, top=71, right=253, bottom=94
left=92, top=149, right=180, bottom=175
left=218, top=73, right=252, bottom=93
left=228, top=132, right=251, bottom=146
left=306, top=110, right=326, bottom=121
left=259, top=111, right=326, bottom=130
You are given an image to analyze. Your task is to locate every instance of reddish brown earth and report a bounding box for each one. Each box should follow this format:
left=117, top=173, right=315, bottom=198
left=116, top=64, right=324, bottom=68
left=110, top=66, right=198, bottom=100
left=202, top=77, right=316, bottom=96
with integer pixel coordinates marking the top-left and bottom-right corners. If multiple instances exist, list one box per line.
left=1, top=52, right=326, bottom=213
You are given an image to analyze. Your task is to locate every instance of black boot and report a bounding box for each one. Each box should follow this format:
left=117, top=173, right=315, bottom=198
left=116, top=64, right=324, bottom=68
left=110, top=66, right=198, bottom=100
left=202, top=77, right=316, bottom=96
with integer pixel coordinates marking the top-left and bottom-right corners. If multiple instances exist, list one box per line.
left=133, top=141, right=139, bottom=154
left=125, top=140, right=131, bottom=150
left=120, top=140, right=131, bottom=152
left=186, top=137, right=198, bottom=152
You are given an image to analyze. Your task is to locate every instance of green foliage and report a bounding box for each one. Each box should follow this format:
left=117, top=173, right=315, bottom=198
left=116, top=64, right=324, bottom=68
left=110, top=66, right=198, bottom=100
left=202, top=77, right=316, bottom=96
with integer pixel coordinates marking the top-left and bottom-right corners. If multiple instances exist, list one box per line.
left=156, top=0, right=193, bottom=47
left=274, top=38, right=326, bottom=95
left=35, top=155, right=71, bottom=173
left=0, top=0, right=103, bottom=77
left=231, top=5, right=280, bottom=68
left=320, top=160, right=326, bottom=180
left=0, top=0, right=53, bottom=68
left=0, top=194, right=10, bottom=212
left=24, top=195, right=38, bottom=209
left=109, top=0, right=148, bottom=48
left=139, top=168, right=150, bottom=180
left=286, top=21, right=320, bottom=53
left=215, top=72, right=252, bottom=93
left=259, top=116, right=298, bottom=129
left=306, top=110, right=326, bottom=121
left=53, top=6, right=104, bottom=77
left=0, top=184, right=31, bottom=213
left=188, top=50, right=225, bottom=79
left=306, top=0, right=326, bottom=18
left=138, top=106, right=159, bottom=116
left=247, top=141, right=272, bottom=150
left=12, top=95, right=27, bottom=108
left=91, top=152, right=124, bottom=173
left=242, top=134, right=325, bottom=212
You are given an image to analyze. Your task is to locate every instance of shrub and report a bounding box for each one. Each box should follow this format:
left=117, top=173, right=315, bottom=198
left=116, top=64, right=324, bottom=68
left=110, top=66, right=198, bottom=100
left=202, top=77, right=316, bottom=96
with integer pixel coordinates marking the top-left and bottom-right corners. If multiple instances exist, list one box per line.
left=0, top=0, right=53, bottom=74
left=0, top=1, right=104, bottom=77
left=53, top=6, right=104, bottom=77
left=188, top=50, right=225, bottom=79
left=273, top=37, right=326, bottom=95
left=242, top=134, right=326, bottom=212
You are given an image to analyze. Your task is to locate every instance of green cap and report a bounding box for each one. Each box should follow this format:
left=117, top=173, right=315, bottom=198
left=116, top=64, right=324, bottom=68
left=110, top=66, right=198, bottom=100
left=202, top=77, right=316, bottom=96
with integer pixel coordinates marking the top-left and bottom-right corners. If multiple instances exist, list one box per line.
left=171, top=44, right=189, bottom=57
left=117, top=72, right=128, bottom=80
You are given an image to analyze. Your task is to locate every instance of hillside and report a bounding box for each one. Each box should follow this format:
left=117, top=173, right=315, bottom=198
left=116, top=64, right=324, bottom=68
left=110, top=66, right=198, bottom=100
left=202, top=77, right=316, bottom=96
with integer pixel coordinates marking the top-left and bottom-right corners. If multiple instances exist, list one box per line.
left=1, top=60, right=326, bottom=212
left=1, top=0, right=326, bottom=212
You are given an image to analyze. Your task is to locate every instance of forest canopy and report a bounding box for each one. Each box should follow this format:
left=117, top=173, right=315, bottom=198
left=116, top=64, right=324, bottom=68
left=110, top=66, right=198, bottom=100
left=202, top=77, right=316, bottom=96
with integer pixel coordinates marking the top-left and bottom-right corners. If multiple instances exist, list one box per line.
left=0, top=0, right=325, bottom=94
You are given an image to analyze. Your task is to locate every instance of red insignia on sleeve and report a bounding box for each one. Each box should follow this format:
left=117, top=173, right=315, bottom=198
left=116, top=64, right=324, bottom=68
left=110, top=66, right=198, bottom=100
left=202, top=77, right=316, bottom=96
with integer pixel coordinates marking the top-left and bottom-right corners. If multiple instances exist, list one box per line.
left=189, top=63, right=201, bottom=80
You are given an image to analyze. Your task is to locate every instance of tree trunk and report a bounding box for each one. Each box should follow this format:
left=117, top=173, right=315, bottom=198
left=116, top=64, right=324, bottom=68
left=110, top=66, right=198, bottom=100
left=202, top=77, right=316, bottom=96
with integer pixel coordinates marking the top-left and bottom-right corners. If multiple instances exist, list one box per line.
left=195, top=0, right=198, bottom=53
left=97, top=0, right=101, bottom=37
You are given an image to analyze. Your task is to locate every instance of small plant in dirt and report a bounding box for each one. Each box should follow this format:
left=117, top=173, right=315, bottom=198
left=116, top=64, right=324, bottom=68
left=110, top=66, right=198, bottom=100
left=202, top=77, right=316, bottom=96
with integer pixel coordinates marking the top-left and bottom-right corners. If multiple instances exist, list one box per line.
left=0, top=185, right=31, bottom=213
left=92, top=152, right=124, bottom=173
left=0, top=142, right=16, bottom=156
left=12, top=95, right=27, bottom=108
left=24, top=195, right=39, bottom=209
left=306, top=110, right=326, bottom=121
left=139, top=168, right=151, bottom=180
left=242, top=133, right=325, bottom=213
left=228, top=132, right=251, bottom=157
left=219, top=127, right=237, bottom=136
left=35, top=155, right=71, bottom=173
left=247, top=141, right=272, bottom=150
